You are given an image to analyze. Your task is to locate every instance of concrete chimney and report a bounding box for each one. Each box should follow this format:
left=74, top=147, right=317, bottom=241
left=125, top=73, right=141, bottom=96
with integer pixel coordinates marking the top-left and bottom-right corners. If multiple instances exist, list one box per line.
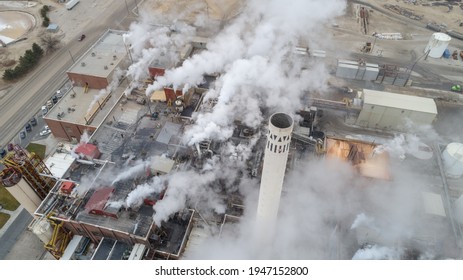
left=256, top=113, right=293, bottom=241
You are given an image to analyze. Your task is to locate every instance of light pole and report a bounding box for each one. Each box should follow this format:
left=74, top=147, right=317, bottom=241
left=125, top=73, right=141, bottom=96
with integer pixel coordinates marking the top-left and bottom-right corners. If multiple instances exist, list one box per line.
left=123, top=38, right=134, bottom=64
left=124, top=0, right=130, bottom=15
left=407, top=49, right=431, bottom=84
left=371, top=35, right=377, bottom=54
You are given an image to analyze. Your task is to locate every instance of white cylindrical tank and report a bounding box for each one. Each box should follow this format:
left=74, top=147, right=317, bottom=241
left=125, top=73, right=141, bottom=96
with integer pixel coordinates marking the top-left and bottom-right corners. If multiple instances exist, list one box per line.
left=174, top=98, right=184, bottom=113
left=424, top=32, right=451, bottom=58
left=1, top=168, right=42, bottom=214
left=442, top=142, right=463, bottom=178
left=31, top=219, right=53, bottom=244
left=6, top=178, right=42, bottom=214
left=256, top=113, right=293, bottom=242
left=454, top=194, right=463, bottom=224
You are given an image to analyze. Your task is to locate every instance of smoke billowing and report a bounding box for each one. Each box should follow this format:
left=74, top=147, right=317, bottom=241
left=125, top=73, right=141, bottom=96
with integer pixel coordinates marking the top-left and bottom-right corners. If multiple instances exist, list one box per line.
left=81, top=0, right=457, bottom=259
left=123, top=0, right=346, bottom=146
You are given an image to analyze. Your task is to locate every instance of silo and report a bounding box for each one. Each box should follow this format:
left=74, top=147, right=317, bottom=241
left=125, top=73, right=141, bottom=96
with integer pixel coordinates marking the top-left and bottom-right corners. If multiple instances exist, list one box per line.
left=256, top=113, right=293, bottom=241
left=442, top=142, right=463, bottom=178
left=31, top=218, right=53, bottom=244
left=424, top=32, right=451, bottom=58
left=0, top=167, right=42, bottom=214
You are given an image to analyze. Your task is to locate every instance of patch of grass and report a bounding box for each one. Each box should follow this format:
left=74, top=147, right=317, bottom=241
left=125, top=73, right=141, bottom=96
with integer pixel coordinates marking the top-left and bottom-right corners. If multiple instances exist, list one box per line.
left=0, top=212, right=11, bottom=229
left=0, top=187, right=20, bottom=211
left=26, top=142, right=46, bottom=159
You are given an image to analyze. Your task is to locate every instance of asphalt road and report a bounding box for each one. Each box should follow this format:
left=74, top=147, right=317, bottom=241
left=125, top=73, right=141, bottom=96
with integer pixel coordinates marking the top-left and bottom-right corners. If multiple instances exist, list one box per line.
left=0, top=0, right=137, bottom=150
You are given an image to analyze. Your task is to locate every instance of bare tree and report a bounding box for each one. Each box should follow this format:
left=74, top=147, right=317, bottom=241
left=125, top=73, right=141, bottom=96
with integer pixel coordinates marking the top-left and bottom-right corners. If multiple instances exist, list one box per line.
left=39, top=31, right=61, bottom=54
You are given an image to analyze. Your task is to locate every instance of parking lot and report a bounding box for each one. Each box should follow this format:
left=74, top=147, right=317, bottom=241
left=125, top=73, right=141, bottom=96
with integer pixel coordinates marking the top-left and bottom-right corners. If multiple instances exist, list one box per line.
left=1, top=80, right=73, bottom=157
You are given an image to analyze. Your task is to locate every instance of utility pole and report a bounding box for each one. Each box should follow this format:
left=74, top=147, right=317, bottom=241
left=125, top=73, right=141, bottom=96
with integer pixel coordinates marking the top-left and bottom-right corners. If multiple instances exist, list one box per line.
left=68, top=50, right=75, bottom=63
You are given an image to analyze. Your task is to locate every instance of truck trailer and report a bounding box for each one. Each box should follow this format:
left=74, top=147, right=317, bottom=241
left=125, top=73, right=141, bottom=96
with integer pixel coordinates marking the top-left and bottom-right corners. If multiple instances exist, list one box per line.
left=66, top=0, right=80, bottom=10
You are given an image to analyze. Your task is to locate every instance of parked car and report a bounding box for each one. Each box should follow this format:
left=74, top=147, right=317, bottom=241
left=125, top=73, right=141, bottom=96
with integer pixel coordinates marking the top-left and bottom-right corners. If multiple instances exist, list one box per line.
left=78, top=34, right=86, bottom=41
left=0, top=148, right=6, bottom=158
left=52, top=95, right=58, bottom=104
left=41, top=105, right=48, bottom=115
left=30, top=117, right=37, bottom=126
left=25, top=123, right=32, bottom=132
left=39, top=126, right=51, bottom=136
left=55, top=90, right=64, bottom=99
left=451, top=84, right=462, bottom=93
left=19, top=131, right=26, bottom=139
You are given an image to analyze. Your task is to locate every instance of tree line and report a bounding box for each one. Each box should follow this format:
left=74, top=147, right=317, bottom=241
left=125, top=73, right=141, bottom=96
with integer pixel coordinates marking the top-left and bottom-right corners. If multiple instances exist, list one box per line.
left=3, top=43, right=44, bottom=81
left=41, top=5, right=50, bottom=27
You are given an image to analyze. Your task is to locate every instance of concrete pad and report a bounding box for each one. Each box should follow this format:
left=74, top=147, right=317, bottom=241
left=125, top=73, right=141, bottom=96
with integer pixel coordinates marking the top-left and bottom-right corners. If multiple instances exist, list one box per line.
left=4, top=229, right=54, bottom=260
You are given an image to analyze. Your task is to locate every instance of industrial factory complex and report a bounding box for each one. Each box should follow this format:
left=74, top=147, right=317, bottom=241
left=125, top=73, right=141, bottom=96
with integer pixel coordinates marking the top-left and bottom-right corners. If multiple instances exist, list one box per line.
left=1, top=0, right=463, bottom=261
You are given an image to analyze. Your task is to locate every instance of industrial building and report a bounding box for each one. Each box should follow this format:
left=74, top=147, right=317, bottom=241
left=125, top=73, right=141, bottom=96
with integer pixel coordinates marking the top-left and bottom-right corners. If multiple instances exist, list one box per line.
left=336, top=59, right=379, bottom=81
left=43, top=84, right=126, bottom=142
left=336, top=59, right=411, bottom=87
left=44, top=29, right=130, bottom=142
left=3, top=78, right=463, bottom=259
left=2, top=16, right=463, bottom=261
left=66, top=30, right=129, bottom=90
left=355, top=89, right=438, bottom=131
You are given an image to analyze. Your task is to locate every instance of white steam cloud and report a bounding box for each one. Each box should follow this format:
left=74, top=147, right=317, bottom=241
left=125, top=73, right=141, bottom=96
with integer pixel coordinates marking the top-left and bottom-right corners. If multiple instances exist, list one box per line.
left=106, top=0, right=453, bottom=260
left=126, top=176, right=165, bottom=208
left=122, top=0, right=346, bottom=147
left=111, top=160, right=148, bottom=185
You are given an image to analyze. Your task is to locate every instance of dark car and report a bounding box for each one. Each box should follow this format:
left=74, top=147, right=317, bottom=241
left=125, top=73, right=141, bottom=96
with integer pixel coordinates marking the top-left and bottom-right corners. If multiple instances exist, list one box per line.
left=25, top=123, right=32, bottom=132
left=30, top=117, right=37, bottom=126
left=19, top=131, right=26, bottom=139
left=0, top=148, right=6, bottom=158
left=78, top=34, right=86, bottom=41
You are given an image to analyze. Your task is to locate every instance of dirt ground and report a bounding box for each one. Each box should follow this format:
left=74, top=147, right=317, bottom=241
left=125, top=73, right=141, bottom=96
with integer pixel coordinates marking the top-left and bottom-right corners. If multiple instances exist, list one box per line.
left=146, top=0, right=244, bottom=25
left=0, top=0, right=117, bottom=91
left=0, top=1, right=63, bottom=90
left=1, top=0, right=462, bottom=92
left=369, top=0, right=463, bottom=31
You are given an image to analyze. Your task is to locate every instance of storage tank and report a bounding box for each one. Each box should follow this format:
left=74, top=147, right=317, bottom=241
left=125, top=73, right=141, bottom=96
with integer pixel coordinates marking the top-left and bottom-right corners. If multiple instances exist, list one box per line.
left=174, top=97, right=184, bottom=113
left=442, top=142, right=463, bottom=178
left=0, top=167, right=42, bottom=214
left=424, top=33, right=451, bottom=58
left=31, top=218, right=53, bottom=244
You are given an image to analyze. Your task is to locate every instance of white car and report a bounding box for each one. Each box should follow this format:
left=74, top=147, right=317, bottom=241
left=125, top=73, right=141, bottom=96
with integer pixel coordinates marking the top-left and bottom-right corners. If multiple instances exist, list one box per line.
left=39, top=126, right=51, bottom=136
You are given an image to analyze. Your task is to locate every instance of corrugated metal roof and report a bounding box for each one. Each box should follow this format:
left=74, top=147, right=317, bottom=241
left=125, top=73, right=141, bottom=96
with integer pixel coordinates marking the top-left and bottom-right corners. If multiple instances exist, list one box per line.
left=84, top=187, right=114, bottom=212
left=75, top=143, right=100, bottom=158
left=363, top=89, right=437, bottom=114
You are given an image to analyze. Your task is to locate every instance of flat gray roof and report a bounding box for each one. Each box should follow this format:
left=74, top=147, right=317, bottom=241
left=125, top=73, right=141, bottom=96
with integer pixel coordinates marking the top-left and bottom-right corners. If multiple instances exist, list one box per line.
left=46, top=82, right=126, bottom=126
left=67, top=29, right=127, bottom=78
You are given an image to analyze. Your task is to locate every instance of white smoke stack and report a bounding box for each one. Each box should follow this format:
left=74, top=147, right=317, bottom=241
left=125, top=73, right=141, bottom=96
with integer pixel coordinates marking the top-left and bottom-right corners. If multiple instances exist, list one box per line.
left=255, top=112, right=294, bottom=243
